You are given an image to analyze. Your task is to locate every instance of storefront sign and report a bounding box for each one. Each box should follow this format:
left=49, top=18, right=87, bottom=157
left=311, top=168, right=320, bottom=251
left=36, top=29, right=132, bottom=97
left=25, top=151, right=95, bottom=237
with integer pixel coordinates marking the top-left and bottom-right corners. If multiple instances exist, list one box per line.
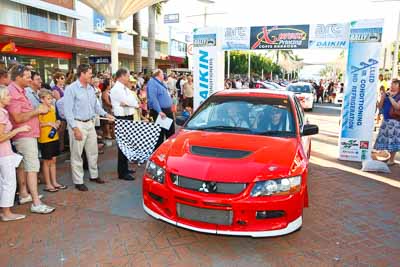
left=309, top=23, right=349, bottom=49
left=193, top=34, right=217, bottom=47
left=250, top=25, right=309, bottom=50
left=89, top=56, right=111, bottom=64
left=339, top=19, right=383, bottom=161
left=222, top=27, right=250, bottom=50
left=93, top=11, right=121, bottom=39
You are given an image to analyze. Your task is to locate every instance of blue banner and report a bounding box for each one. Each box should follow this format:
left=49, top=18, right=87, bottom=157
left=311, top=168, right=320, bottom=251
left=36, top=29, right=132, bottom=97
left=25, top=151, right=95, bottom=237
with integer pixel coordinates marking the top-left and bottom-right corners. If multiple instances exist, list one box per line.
left=339, top=20, right=383, bottom=161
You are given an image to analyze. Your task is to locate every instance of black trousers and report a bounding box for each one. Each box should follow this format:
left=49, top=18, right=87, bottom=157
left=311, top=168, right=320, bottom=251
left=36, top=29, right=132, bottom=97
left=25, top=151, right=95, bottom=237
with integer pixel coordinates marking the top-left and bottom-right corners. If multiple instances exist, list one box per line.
left=150, top=108, right=175, bottom=150
left=115, top=115, right=133, bottom=177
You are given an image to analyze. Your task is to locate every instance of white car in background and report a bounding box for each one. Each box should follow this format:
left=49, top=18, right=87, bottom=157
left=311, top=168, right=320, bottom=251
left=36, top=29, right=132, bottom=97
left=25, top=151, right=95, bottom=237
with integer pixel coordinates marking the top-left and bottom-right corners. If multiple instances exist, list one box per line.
left=334, top=92, right=343, bottom=105
left=254, top=81, right=285, bottom=91
left=286, top=82, right=314, bottom=111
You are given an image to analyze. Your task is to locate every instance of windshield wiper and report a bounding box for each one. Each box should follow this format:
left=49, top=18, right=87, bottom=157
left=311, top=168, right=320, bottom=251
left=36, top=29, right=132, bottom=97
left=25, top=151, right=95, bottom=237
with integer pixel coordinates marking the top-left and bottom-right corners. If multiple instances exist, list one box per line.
left=255, top=130, right=296, bottom=137
left=189, top=125, right=252, bottom=132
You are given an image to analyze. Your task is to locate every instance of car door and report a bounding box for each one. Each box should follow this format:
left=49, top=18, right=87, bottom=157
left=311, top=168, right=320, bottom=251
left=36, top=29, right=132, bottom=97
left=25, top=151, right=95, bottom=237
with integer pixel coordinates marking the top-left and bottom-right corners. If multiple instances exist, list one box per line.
left=293, top=96, right=311, bottom=158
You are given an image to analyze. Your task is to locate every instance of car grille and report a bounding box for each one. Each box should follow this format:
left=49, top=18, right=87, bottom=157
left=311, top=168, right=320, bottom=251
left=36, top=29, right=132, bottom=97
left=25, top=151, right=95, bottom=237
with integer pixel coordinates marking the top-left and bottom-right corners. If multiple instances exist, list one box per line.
left=176, top=203, right=233, bottom=225
left=190, top=146, right=252, bottom=159
left=171, top=174, right=247, bottom=194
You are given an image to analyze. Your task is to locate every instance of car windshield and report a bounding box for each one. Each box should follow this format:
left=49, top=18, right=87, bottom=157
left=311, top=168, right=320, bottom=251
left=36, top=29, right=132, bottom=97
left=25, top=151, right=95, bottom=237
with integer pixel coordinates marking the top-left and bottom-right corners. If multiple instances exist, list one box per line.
left=185, top=96, right=296, bottom=137
left=287, top=85, right=312, bottom=93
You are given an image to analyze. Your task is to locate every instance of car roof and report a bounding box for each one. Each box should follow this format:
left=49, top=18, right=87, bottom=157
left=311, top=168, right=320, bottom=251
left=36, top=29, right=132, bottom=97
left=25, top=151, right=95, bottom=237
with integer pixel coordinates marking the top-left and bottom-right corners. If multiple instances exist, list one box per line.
left=288, top=82, right=312, bottom=86
left=214, top=89, right=294, bottom=98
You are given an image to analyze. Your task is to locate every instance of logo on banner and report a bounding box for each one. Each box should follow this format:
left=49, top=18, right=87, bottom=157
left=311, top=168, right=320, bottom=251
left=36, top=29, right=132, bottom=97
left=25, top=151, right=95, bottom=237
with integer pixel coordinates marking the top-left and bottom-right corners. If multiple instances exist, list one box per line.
left=222, top=27, right=250, bottom=50
left=194, top=34, right=216, bottom=47
left=349, top=28, right=382, bottom=43
left=250, top=25, right=309, bottom=49
left=309, top=23, right=348, bottom=48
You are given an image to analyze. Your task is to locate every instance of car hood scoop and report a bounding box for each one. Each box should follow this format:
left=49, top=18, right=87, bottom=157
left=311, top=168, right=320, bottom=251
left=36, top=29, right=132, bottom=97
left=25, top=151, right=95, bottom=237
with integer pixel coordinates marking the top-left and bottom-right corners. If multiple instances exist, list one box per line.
left=190, top=146, right=252, bottom=159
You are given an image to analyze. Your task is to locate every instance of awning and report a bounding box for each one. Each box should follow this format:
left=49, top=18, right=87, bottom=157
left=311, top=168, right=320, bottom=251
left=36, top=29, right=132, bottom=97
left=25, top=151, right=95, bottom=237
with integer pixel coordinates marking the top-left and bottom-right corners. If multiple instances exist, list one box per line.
left=10, top=0, right=81, bottom=20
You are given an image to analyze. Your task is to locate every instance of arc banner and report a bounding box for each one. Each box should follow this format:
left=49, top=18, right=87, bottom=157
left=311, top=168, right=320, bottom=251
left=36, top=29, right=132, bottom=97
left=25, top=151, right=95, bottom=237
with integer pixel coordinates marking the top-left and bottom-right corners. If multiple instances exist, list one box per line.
left=222, top=27, right=250, bottom=50
left=339, top=19, right=384, bottom=162
left=308, top=23, right=349, bottom=49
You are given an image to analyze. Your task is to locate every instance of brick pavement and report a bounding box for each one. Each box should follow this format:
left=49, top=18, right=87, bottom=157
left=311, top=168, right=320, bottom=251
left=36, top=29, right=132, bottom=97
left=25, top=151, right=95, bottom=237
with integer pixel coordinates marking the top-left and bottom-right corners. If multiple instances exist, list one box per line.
left=1, top=115, right=399, bottom=266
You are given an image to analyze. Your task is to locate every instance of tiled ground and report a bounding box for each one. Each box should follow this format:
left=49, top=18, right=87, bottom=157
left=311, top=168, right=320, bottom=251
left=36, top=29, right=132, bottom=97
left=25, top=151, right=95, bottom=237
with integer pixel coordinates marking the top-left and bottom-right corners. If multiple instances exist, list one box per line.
left=1, top=105, right=399, bottom=267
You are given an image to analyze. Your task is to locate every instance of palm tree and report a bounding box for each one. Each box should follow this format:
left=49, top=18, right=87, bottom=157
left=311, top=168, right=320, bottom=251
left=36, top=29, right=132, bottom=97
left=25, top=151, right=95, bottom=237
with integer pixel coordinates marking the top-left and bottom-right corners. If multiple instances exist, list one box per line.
left=147, top=3, right=163, bottom=72
left=269, top=50, right=295, bottom=65
left=133, top=12, right=142, bottom=73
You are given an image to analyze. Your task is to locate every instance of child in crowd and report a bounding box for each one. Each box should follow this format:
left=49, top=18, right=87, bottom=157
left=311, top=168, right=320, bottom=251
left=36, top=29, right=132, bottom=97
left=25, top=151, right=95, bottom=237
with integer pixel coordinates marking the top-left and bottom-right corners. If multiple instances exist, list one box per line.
left=182, top=105, right=193, bottom=120
left=171, top=91, right=178, bottom=119
left=38, top=89, right=67, bottom=192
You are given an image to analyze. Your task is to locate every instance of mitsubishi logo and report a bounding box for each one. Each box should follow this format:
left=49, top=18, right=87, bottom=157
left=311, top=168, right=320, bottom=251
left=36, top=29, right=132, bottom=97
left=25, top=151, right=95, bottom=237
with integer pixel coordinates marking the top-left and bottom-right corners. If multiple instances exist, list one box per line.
left=199, top=182, right=217, bottom=193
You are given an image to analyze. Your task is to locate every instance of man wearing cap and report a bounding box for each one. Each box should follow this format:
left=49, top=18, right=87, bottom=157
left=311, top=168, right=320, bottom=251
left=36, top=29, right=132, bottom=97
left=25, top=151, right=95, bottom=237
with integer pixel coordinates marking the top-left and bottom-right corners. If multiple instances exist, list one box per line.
left=110, top=68, right=138, bottom=180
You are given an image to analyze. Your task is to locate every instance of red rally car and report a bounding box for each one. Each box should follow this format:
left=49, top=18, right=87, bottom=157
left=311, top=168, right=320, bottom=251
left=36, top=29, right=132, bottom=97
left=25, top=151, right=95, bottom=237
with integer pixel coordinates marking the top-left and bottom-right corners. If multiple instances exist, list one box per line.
left=142, top=89, right=318, bottom=237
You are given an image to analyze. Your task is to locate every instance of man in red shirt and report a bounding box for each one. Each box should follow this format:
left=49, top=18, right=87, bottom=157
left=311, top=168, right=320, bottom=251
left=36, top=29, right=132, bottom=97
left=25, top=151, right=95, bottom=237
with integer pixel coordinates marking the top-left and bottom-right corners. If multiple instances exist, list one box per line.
left=7, top=65, right=55, bottom=214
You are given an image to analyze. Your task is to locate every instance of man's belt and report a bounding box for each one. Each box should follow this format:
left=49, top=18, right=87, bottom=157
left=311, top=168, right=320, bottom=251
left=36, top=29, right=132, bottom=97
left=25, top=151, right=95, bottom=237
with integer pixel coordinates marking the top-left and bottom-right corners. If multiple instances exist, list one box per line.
left=75, top=118, right=93, bottom=122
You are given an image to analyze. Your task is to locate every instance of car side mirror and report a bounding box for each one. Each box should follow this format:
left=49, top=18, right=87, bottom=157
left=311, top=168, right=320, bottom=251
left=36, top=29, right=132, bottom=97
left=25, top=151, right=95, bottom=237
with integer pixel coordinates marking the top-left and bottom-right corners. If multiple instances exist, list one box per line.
left=176, top=116, right=188, bottom=126
left=302, top=124, right=319, bottom=136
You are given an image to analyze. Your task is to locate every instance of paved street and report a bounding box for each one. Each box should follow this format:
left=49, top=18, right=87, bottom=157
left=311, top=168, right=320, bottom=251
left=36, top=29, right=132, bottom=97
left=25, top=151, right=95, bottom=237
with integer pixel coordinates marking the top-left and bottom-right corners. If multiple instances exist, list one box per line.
left=1, top=104, right=399, bottom=267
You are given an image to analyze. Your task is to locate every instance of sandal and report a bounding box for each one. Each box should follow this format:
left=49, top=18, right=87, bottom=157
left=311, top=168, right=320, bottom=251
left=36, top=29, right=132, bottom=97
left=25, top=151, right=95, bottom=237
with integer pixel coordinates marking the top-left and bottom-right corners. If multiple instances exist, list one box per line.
left=43, top=188, right=59, bottom=193
left=55, top=184, right=68, bottom=190
left=1, top=214, right=26, bottom=222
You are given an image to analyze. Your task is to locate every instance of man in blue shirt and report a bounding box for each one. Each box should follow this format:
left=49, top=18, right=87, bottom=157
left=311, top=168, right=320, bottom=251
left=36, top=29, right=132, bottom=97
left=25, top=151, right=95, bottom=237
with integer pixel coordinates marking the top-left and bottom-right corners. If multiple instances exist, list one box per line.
left=64, top=64, right=115, bottom=191
left=147, top=69, right=175, bottom=149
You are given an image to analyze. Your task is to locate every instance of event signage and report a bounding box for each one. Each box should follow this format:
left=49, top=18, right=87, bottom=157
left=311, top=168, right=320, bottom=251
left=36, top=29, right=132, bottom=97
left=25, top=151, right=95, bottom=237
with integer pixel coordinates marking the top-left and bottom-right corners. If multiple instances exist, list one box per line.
left=222, top=27, right=250, bottom=50
left=193, top=28, right=224, bottom=109
left=250, top=25, right=309, bottom=49
left=308, top=23, right=349, bottom=49
left=193, top=34, right=217, bottom=47
left=93, top=11, right=121, bottom=39
left=339, top=19, right=383, bottom=161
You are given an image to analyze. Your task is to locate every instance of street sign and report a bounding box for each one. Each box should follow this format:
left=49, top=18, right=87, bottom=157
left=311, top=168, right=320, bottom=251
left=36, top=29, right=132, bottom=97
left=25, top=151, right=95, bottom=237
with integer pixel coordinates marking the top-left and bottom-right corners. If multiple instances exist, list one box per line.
left=164, top=13, right=179, bottom=24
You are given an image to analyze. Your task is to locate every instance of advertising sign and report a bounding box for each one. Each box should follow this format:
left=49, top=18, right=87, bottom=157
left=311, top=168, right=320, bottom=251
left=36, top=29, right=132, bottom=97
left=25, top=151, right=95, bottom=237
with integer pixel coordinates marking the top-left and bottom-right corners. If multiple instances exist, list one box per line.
left=193, top=34, right=217, bottom=47
left=309, top=23, right=349, bottom=49
left=250, top=25, right=309, bottom=50
left=89, top=56, right=111, bottom=64
left=164, top=14, right=179, bottom=24
left=93, top=11, right=121, bottom=39
left=339, top=19, right=383, bottom=161
left=193, top=28, right=224, bottom=110
left=222, top=27, right=250, bottom=50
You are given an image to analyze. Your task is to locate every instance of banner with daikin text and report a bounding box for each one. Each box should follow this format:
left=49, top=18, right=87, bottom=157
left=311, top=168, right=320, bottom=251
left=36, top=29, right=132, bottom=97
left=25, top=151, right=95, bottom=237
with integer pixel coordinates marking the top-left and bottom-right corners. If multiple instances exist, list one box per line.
left=339, top=19, right=383, bottom=162
left=193, top=28, right=224, bottom=110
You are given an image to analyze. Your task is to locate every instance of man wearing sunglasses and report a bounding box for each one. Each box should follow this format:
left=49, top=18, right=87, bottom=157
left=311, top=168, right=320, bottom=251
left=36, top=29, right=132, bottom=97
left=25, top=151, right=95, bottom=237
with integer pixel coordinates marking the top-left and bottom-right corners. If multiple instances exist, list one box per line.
left=7, top=65, right=55, bottom=214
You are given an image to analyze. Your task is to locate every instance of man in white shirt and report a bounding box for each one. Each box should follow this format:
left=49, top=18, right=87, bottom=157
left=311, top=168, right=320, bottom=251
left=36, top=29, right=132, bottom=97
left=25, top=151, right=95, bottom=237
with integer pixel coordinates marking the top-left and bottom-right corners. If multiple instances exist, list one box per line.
left=167, top=73, right=177, bottom=94
left=110, top=68, right=138, bottom=181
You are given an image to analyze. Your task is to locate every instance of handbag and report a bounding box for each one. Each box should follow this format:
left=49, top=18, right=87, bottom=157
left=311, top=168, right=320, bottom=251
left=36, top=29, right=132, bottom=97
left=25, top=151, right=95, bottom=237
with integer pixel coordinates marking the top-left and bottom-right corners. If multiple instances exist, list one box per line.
left=389, top=94, right=400, bottom=120
left=389, top=106, right=400, bottom=120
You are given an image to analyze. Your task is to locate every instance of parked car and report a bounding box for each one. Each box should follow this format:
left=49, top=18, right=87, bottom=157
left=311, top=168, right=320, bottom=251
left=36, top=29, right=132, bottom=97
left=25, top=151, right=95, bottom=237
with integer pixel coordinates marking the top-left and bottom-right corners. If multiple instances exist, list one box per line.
left=254, top=81, right=285, bottom=90
left=143, top=89, right=319, bottom=237
left=286, top=82, right=314, bottom=111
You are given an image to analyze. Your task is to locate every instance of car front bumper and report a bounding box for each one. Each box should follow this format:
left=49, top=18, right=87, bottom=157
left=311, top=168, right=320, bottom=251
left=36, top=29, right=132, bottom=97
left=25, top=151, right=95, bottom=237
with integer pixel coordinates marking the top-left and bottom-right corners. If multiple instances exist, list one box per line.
left=142, top=175, right=305, bottom=237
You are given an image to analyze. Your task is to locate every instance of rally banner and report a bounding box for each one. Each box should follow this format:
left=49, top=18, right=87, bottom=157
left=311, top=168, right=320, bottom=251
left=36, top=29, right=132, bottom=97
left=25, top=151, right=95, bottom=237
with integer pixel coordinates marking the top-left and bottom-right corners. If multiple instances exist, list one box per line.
left=250, top=25, right=309, bottom=50
left=222, top=27, right=251, bottom=50
left=339, top=19, right=384, bottom=162
left=308, top=23, right=349, bottom=49
left=115, top=120, right=161, bottom=164
left=193, top=27, right=224, bottom=110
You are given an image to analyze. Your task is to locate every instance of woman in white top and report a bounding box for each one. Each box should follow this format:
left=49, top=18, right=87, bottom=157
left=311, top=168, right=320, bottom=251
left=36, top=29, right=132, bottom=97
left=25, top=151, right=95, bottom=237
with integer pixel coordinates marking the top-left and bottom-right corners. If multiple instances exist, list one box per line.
left=0, top=86, right=31, bottom=221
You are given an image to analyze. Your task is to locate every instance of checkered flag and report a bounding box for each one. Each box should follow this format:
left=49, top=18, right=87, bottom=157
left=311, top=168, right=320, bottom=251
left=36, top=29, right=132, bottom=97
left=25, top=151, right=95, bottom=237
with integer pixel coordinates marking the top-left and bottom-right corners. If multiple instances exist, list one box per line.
left=115, top=119, right=161, bottom=164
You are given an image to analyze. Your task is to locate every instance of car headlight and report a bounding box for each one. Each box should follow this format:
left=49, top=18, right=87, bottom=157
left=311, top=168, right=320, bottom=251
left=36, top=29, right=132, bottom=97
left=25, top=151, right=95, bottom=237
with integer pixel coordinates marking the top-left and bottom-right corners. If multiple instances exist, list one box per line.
left=145, top=160, right=165, bottom=184
left=250, top=176, right=301, bottom=197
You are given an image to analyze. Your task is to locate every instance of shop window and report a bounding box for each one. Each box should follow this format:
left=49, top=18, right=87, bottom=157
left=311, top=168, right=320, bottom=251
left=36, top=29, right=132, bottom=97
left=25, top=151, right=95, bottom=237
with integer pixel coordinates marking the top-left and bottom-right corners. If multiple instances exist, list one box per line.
left=156, top=42, right=161, bottom=52
left=27, top=7, right=47, bottom=32
left=49, top=13, right=59, bottom=34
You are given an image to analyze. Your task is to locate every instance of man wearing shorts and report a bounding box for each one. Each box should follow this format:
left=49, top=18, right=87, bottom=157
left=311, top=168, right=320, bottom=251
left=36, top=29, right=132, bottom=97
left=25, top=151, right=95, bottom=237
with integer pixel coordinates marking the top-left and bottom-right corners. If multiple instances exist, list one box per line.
left=7, top=65, right=55, bottom=214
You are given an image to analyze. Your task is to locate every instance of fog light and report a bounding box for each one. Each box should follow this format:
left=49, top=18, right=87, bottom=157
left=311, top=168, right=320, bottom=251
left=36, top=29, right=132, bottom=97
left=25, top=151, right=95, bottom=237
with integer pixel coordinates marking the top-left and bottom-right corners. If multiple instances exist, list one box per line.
left=256, top=210, right=285, bottom=219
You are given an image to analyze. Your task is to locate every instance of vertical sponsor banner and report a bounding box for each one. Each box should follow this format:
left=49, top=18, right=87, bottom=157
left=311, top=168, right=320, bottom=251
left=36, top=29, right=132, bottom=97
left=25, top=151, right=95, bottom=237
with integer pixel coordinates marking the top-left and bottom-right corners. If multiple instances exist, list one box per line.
left=193, top=27, right=224, bottom=110
left=339, top=19, right=383, bottom=161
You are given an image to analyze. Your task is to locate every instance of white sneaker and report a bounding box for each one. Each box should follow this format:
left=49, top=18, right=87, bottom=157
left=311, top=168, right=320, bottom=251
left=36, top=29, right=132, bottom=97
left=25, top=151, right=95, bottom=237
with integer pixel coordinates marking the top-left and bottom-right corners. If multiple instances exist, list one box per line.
left=19, top=194, right=43, bottom=204
left=30, top=203, right=55, bottom=214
